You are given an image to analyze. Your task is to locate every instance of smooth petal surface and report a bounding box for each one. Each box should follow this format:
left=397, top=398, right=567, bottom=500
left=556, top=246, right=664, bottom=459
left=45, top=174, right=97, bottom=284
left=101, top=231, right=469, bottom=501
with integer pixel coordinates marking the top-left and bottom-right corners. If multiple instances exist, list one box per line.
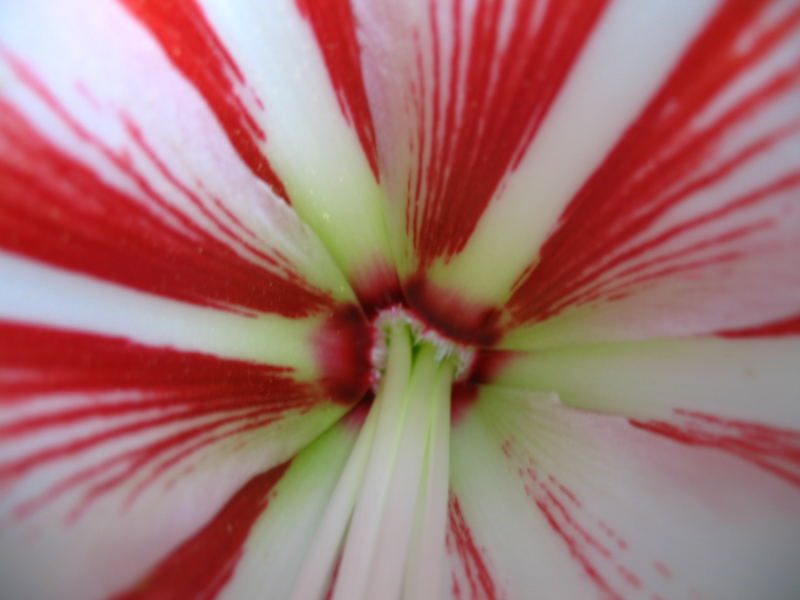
left=449, top=386, right=800, bottom=600
left=0, top=2, right=372, bottom=598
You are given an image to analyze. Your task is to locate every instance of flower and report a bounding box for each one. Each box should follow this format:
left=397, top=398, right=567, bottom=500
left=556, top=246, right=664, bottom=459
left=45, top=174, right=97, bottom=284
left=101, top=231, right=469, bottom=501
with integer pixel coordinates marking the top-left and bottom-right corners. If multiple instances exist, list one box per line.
left=1, top=0, right=799, bottom=598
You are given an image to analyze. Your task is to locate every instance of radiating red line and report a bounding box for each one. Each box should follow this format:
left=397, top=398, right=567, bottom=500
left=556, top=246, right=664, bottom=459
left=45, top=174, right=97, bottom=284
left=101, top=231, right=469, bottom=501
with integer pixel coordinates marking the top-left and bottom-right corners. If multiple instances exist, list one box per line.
left=112, top=462, right=289, bottom=600
left=511, top=448, right=649, bottom=598
left=409, top=0, right=608, bottom=265
left=718, top=313, right=800, bottom=337
left=447, top=493, right=500, bottom=600
left=119, top=0, right=289, bottom=199
left=631, top=409, right=800, bottom=487
left=508, top=0, right=800, bottom=325
left=0, top=94, right=332, bottom=317
left=0, top=321, right=368, bottom=516
left=295, top=0, right=380, bottom=179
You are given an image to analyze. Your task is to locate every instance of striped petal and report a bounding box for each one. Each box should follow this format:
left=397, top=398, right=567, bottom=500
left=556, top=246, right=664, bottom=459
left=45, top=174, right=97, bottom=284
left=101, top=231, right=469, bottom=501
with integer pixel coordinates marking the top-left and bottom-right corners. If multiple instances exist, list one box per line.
left=350, top=0, right=800, bottom=344
left=488, top=333, right=800, bottom=486
left=118, top=0, right=400, bottom=306
left=449, top=385, right=800, bottom=599
left=0, top=2, right=371, bottom=597
left=502, top=0, right=800, bottom=346
left=110, top=415, right=360, bottom=600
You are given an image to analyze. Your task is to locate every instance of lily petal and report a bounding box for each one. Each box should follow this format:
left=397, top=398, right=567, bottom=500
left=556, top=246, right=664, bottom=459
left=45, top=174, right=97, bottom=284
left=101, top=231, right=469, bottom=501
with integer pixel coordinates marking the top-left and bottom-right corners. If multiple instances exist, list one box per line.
left=450, top=385, right=800, bottom=599
left=503, top=0, right=800, bottom=346
left=0, top=2, right=372, bottom=597
left=352, top=0, right=722, bottom=338
left=488, top=334, right=800, bottom=485
left=120, top=0, right=400, bottom=305
left=112, top=415, right=360, bottom=600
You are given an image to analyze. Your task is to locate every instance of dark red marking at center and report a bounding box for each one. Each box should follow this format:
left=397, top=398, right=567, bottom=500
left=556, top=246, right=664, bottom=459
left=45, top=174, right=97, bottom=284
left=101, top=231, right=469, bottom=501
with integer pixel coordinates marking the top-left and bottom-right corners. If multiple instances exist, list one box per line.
left=449, top=382, right=479, bottom=426
left=313, top=304, right=373, bottom=404
left=112, top=462, right=289, bottom=600
left=404, top=274, right=501, bottom=346
left=349, top=257, right=405, bottom=316
left=467, top=349, right=519, bottom=385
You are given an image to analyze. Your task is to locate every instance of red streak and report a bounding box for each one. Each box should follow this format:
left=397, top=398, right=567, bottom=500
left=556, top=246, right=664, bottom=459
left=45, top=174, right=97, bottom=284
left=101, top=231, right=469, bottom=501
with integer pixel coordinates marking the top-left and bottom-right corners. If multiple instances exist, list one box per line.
left=112, top=462, right=289, bottom=600
left=631, top=409, right=800, bottom=487
left=295, top=0, right=380, bottom=178
left=119, top=0, right=289, bottom=198
left=0, top=94, right=332, bottom=318
left=408, top=0, right=608, bottom=266
left=653, top=561, right=672, bottom=580
left=0, top=322, right=321, bottom=515
left=512, top=453, right=654, bottom=598
left=533, top=495, right=622, bottom=600
left=447, top=494, right=500, bottom=600
left=718, top=313, right=800, bottom=337
left=508, top=0, right=800, bottom=325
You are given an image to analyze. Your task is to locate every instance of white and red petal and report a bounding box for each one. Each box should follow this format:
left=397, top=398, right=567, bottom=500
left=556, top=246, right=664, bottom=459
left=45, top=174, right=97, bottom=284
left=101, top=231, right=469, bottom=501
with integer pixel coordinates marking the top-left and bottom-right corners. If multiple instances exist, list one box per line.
left=503, top=0, right=800, bottom=345
left=0, top=0, right=357, bottom=313
left=353, top=0, right=725, bottom=341
left=349, top=0, right=800, bottom=345
left=0, top=2, right=374, bottom=597
left=108, top=417, right=360, bottom=600
left=0, top=316, right=366, bottom=599
left=449, top=386, right=800, bottom=600
left=488, top=334, right=800, bottom=486
left=119, top=0, right=400, bottom=305
left=1, top=405, right=360, bottom=600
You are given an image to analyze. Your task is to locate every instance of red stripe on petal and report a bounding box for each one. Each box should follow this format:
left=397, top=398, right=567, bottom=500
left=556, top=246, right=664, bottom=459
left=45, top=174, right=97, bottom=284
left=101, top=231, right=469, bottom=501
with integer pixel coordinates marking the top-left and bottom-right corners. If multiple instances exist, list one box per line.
left=112, top=462, right=289, bottom=600
left=118, top=0, right=289, bottom=198
left=718, top=312, right=800, bottom=337
left=631, top=409, right=800, bottom=487
left=447, top=493, right=501, bottom=600
left=296, top=0, right=379, bottom=178
left=409, top=0, right=608, bottom=264
left=504, top=443, right=658, bottom=599
left=508, top=0, right=800, bottom=325
left=0, top=95, right=331, bottom=317
left=0, top=322, right=319, bottom=515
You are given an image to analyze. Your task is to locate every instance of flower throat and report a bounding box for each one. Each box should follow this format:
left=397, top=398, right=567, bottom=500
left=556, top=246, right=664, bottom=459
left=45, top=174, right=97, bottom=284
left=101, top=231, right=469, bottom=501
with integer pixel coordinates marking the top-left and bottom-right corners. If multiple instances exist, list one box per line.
left=291, top=313, right=457, bottom=600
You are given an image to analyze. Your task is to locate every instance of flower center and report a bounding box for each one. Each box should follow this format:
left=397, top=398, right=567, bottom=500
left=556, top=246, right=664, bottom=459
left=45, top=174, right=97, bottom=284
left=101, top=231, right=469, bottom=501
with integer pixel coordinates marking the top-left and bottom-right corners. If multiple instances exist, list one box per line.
left=292, top=319, right=456, bottom=600
left=369, top=305, right=476, bottom=386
